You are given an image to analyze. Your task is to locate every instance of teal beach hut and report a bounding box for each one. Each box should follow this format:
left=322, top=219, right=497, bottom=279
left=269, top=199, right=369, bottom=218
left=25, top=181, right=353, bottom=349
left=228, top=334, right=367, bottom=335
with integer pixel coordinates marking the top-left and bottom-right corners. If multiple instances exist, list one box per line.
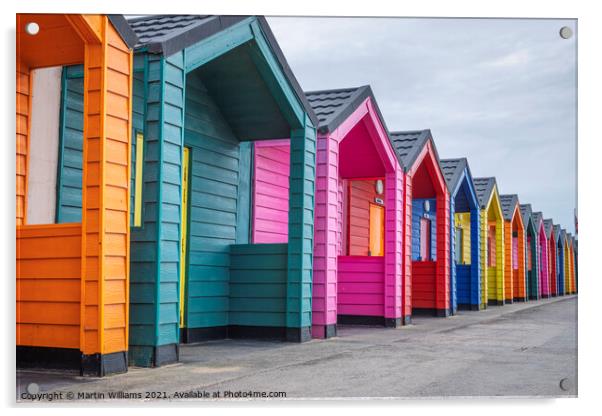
left=56, top=15, right=318, bottom=367
left=519, top=204, right=539, bottom=300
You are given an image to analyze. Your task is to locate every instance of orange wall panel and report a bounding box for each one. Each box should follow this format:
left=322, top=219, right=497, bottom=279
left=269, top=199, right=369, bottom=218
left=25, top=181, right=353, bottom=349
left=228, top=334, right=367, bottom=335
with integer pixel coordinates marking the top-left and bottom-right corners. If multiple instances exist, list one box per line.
left=16, top=225, right=82, bottom=348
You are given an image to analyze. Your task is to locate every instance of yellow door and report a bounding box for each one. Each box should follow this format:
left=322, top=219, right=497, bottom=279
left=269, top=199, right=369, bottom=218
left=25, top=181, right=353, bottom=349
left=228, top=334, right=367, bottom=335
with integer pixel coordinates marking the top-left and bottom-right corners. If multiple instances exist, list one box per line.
left=369, top=204, right=384, bottom=256
left=179, top=147, right=190, bottom=328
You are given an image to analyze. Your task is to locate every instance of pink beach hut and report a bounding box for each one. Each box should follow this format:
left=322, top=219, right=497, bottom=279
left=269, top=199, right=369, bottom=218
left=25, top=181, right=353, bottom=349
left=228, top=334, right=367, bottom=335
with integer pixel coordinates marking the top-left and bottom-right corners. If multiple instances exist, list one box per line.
left=532, top=212, right=550, bottom=298
left=252, top=86, right=404, bottom=338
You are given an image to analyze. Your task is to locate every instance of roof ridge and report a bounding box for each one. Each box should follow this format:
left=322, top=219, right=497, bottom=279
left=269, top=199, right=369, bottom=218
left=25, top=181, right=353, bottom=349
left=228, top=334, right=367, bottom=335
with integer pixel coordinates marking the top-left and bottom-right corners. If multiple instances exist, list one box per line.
left=304, top=86, right=364, bottom=96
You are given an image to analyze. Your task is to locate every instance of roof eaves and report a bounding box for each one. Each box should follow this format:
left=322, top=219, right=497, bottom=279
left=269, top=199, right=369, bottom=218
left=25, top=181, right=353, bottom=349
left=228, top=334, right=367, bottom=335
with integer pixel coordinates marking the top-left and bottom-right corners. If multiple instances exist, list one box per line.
left=108, top=15, right=139, bottom=49
left=256, top=16, right=319, bottom=128
left=143, top=15, right=241, bottom=56
left=316, top=85, right=369, bottom=134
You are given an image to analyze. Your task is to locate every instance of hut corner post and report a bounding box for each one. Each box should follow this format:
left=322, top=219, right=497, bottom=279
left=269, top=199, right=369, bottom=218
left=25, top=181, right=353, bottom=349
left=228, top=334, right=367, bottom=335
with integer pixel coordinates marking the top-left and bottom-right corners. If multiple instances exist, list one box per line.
left=480, top=209, right=488, bottom=309
left=470, top=205, right=481, bottom=309
left=80, top=17, right=132, bottom=376
left=435, top=190, right=450, bottom=317
left=449, top=196, right=456, bottom=315
left=384, top=167, right=404, bottom=327
left=286, top=115, right=316, bottom=342
left=401, top=173, right=413, bottom=324
left=311, top=132, right=338, bottom=339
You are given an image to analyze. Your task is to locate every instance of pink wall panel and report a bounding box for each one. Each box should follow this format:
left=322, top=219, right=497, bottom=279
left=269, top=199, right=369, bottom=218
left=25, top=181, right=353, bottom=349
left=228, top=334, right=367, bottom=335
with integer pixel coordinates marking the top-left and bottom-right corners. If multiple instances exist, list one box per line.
left=252, top=142, right=290, bottom=243
left=337, top=256, right=385, bottom=316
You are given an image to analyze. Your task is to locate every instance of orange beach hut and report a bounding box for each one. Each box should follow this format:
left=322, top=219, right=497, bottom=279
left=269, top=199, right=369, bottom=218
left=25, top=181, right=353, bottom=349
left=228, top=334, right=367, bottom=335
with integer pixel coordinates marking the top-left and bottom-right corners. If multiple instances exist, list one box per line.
left=16, top=14, right=137, bottom=376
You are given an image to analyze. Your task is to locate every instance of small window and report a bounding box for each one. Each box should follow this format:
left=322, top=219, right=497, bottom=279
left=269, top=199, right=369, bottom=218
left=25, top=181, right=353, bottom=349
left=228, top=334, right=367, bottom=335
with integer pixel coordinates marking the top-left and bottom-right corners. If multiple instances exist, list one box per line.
left=133, top=131, right=144, bottom=227
left=455, top=227, right=463, bottom=264
left=420, top=218, right=431, bottom=261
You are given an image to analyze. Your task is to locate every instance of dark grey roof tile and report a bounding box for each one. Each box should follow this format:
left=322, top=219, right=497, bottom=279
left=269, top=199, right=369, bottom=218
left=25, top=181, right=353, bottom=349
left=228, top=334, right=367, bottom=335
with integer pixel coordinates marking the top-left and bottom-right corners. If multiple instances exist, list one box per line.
left=553, top=224, right=561, bottom=241
left=532, top=211, right=544, bottom=231
left=389, top=130, right=435, bottom=172
left=543, top=219, right=554, bottom=238
left=499, top=194, right=519, bottom=221
left=473, top=177, right=497, bottom=209
left=305, top=86, right=369, bottom=133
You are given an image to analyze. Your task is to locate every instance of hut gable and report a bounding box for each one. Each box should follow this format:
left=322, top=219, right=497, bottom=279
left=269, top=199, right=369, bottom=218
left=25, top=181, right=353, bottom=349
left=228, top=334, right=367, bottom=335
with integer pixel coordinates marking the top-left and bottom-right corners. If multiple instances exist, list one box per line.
left=543, top=219, right=554, bottom=239
left=532, top=211, right=544, bottom=231
left=440, top=158, right=470, bottom=194
left=305, top=85, right=390, bottom=135
left=553, top=224, right=561, bottom=242
left=520, top=204, right=533, bottom=230
left=128, top=14, right=318, bottom=127
left=389, top=130, right=439, bottom=172
left=499, top=194, right=519, bottom=221
left=473, top=177, right=496, bottom=210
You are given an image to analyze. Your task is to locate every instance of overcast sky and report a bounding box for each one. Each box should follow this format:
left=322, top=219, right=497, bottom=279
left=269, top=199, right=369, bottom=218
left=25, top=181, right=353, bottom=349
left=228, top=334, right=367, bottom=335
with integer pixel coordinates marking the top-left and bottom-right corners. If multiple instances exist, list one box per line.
left=267, top=17, right=577, bottom=234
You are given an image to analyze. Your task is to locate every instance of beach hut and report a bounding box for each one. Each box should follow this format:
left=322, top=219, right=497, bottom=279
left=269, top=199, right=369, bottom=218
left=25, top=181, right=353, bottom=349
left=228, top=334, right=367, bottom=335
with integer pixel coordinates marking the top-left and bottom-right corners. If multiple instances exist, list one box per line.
left=252, top=86, right=404, bottom=336
left=473, top=178, right=504, bottom=307
left=532, top=212, right=550, bottom=298
left=500, top=195, right=526, bottom=303
left=561, top=228, right=569, bottom=295
left=544, top=219, right=557, bottom=296
left=563, top=231, right=572, bottom=295
left=440, top=158, right=481, bottom=312
left=574, top=238, right=578, bottom=293
left=16, top=14, right=137, bottom=375
left=55, top=15, right=319, bottom=366
left=554, top=225, right=565, bottom=295
left=520, top=204, right=539, bottom=300
left=567, top=233, right=576, bottom=294
left=390, top=130, right=450, bottom=318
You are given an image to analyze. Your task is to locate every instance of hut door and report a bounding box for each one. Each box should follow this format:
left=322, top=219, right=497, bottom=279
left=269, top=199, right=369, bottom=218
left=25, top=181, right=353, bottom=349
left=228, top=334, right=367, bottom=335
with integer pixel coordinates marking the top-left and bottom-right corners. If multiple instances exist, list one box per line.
left=179, top=147, right=191, bottom=328
left=369, top=203, right=384, bottom=256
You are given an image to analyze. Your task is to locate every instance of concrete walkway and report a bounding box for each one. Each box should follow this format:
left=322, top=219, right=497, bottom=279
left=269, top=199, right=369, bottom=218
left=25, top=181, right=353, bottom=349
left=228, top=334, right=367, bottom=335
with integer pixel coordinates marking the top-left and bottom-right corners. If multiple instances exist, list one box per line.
left=17, top=295, right=577, bottom=401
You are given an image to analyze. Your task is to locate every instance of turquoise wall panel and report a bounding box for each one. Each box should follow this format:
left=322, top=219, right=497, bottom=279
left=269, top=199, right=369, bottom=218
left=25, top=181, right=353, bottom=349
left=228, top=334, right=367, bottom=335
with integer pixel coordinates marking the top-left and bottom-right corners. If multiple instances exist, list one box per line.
left=56, top=65, right=83, bottom=223
left=230, top=243, right=288, bottom=327
left=183, top=72, right=239, bottom=330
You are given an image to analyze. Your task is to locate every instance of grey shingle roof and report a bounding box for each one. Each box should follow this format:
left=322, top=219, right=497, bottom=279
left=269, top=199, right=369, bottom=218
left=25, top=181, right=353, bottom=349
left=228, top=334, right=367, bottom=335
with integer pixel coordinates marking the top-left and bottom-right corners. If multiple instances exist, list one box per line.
left=560, top=228, right=567, bottom=245
left=304, top=85, right=389, bottom=134
left=439, top=158, right=467, bottom=194
left=532, top=212, right=544, bottom=232
left=543, top=219, right=554, bottom=239
left=125, top=15, right=318, bottom=127
left=128, top=15, right=231, bottom=52
left=473, top=177, right=497, bottom=209
left=520, top=204, right=533, bottom=231
left=389, top=130, right=438, bottom=172
left=108, top=15, right=139, bottom=48
left=499, top=194, right=519, bottom=221
left=553, top=224, right=561, bottom=242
